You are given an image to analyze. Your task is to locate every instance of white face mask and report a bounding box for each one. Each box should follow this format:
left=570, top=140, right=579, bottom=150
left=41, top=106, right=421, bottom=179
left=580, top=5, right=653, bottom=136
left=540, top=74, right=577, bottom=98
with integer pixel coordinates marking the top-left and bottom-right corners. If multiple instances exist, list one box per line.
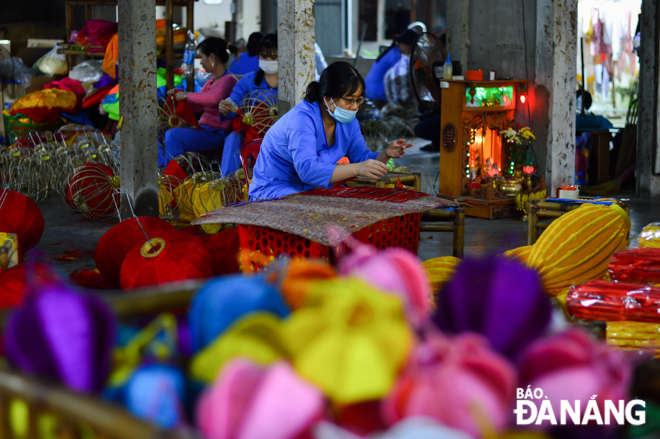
left=259, top=59, right=278, bottom=75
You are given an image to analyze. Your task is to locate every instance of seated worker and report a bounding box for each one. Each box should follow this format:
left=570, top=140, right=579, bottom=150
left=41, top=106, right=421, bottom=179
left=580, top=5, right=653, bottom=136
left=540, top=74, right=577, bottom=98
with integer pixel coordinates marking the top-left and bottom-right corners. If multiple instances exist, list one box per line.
left=383, top=29, right=418, bottom=106
left=218, top=33, right=278, bottom=176
left=229, top=32, right=264, bottom=75
left=249, top=62, right=411, bottom=201
left=365, top=29, right=418, bottom=108
left=159, top=37, right=238, bottom=167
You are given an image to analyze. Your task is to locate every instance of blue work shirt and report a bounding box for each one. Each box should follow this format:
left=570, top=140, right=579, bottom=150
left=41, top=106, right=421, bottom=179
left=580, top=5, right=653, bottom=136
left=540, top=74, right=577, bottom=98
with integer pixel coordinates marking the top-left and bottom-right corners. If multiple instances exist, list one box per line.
left=220, top=70, right=277, bottom=122
left=249, top=100, right=380, bottom=200
left=365, top=46, right=402, bottom=102
left=228, top=53, right=260, bottom=75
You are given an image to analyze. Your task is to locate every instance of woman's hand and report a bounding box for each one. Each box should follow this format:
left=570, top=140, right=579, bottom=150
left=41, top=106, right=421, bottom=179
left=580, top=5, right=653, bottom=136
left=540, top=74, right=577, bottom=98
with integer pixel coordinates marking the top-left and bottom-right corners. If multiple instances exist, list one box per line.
left=166, top=89, right=176, bottom=97
left=174, top=92, right=187, bottom=101
left=218, top=100, right=232, bottom=116
left=386, top=139, right=412, bottom=159
left=356, top=159, right=389, bottom=180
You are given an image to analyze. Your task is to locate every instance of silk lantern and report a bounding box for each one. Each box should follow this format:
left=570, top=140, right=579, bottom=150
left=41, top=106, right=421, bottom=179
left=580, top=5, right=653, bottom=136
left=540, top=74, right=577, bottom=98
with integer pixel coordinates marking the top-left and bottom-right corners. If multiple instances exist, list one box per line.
left=0, top=189, right=45, bottom=251
left=433, top=254, right=552, bottom=359
left=4, top=284, right=116, bottom=392
left=120, top=230, right=214, bottom=290
left=95, top=216, right=175, bottom=285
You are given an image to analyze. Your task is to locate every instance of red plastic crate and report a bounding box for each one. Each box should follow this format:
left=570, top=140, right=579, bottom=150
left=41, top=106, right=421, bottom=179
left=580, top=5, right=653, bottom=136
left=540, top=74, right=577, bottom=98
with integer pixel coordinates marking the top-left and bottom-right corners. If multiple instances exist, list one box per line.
left=238, top=213, right=421, bottom=270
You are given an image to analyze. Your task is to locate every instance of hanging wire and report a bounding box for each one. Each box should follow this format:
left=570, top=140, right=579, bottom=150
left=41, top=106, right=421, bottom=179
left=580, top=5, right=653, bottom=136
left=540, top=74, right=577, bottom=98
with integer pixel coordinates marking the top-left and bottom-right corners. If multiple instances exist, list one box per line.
left=113, top=189, right=157, bottom=253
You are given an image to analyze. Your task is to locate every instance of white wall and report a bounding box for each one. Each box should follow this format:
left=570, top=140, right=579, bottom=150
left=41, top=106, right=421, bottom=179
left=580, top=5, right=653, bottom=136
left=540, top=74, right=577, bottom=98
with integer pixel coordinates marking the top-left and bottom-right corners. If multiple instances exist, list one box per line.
left=155, top=3, right=233, bottom=35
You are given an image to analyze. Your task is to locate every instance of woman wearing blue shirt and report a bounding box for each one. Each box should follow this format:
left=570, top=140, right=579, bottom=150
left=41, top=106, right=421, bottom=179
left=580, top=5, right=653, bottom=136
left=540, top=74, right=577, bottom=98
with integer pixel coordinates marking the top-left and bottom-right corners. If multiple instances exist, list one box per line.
left=228, top=32, right=263, bottom=75
left=364, top=29, right=418, bottom=108
left=219, top=33, right=278, bottom=176
left=249, top=62, right=410, bottom=200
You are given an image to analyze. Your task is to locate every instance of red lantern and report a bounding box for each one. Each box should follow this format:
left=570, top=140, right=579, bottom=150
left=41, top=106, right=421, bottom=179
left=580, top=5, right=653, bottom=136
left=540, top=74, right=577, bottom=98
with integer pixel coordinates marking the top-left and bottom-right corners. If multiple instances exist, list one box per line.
left=0, top=262, right=61, bottom=308
left=120, top=230, right=214, bottom=289
left=95, top=216, right=175, bottom=286
left=0, top=189, right=45, bottom=251
left=67, top=163, right=120, bottom=220
left=206, top=228, right=241, bottom=275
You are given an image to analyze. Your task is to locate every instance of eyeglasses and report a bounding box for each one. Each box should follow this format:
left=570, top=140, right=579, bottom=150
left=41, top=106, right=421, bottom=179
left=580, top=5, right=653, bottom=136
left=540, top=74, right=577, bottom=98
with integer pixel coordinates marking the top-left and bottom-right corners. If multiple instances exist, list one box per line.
left=341, top=96, right=366, bottom=107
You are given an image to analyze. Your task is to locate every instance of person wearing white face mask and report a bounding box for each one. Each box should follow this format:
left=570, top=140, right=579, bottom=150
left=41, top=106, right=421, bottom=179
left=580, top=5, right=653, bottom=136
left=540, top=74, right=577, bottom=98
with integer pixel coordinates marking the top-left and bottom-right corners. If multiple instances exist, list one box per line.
left=248, top=62, right=411, bottom=201
left=218, top=33, right=279, bottom=176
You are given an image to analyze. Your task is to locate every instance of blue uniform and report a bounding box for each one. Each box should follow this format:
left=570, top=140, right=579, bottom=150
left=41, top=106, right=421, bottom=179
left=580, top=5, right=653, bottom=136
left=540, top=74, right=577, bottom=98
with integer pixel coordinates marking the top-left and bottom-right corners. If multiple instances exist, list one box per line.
left=228, top=53, right=260, bottom=76
left=248, top=100, right=379, bottom=200
left=365, top=47, right=402, bottom=102
left=220, top=70, right=278, bottom=176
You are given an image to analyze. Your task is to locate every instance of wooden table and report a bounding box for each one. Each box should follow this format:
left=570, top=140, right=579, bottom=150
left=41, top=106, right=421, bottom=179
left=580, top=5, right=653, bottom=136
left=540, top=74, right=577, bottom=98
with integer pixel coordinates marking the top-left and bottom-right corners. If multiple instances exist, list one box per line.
left=527, top=198, right=631, bottom=245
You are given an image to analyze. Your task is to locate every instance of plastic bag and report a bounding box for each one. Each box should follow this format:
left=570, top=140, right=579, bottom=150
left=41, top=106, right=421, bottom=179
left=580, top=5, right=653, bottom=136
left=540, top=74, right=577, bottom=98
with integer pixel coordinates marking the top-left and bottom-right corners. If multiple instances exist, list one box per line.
left=0, top=57, right=34, bottom=87
left=69, top=60, right=104, bottom=83
left=34, top=46, right=68, bottom=76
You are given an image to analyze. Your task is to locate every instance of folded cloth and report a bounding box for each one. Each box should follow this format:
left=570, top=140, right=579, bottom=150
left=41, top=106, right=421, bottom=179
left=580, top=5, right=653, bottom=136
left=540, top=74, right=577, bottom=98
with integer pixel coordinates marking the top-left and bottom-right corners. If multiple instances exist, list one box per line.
left=75, top=20, right=118, bottom=51
left=9, top=89, right=77, bottom=123
left=103, top=34, right=118, bottom=78
left=44, top=78, right=86, bottom=111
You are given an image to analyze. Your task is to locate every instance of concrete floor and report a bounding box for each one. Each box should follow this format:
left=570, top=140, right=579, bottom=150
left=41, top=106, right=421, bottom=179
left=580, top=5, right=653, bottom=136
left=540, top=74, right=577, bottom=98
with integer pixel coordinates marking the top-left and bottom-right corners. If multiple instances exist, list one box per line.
left=26, top=138, right=660, bottom=280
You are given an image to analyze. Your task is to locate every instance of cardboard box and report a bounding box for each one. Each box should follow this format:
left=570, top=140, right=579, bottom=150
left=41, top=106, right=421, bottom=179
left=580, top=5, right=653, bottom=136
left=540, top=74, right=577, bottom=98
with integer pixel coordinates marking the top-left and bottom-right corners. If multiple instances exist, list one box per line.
left=17, top=47, right=52, bottom=69
left=26, top=76, right=54, bottom=94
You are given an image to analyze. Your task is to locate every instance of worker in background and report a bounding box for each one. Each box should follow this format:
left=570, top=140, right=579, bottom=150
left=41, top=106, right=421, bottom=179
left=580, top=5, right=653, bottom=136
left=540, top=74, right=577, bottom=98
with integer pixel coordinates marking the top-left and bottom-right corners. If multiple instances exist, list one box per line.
left=229, top=32, right=264, bottom=76
left=160, top=37, right=238, bottom=167
left=219, top=33, right=278, bottom=176
left=365, top=29, right=418, bottom=108
left=249, top=62, right=410, bottom=200
left=383, top=29, right=419, bottom=106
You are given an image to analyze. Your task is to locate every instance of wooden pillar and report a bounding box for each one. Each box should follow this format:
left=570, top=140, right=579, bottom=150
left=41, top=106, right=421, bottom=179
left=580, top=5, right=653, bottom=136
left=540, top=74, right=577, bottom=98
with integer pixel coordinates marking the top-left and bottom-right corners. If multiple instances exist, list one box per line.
left=638, top=0, right=660, bottom=198
left=277, top=0, right=316, bottom=115
left=535, top=0, right=577, bottom=196
left=65, top=2, right=74, bottom=74
left=166, top=0, right=174, bottom=90
left=118, top=0, right=160, bottom=218
left=187, top=0, right=195, bottom=92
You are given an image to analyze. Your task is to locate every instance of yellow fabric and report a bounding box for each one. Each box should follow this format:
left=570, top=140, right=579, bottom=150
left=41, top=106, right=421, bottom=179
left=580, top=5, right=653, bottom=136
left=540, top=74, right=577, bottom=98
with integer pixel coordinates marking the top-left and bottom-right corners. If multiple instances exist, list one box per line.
left=9, top=89, right=77, bottom=114
left=201, top=223, right=222, bottom=234
left=503, top=245, right=533, bottom=263
left=102, top=33, right=119, bottom=79
left=281, top=278, right=413, bottom=406
left=421, top=256, right=461, bottom=293
left=0, top=233, right=20, bottom=270
left=640, top=223, right=660, bottom=249
left=607, top=321, right=660, bottom=357
left=156, top=28, right=187, bottom=47
left=189, top=313, right=289, bottom=383
left=192, top=181, right=225, bottom=218
left=281, top=259, right=337, bottom=309
left=158, top=181, right=175, bottom=217
left=173, top=179, right=200, bottom=223
left=526, top=204, right=630, bottom=296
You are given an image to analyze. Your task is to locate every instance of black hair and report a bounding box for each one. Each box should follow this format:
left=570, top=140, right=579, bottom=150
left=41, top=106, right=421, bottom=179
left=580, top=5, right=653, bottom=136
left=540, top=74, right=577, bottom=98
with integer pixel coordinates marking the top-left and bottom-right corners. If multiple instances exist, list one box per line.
left=197, top=37, right=238, bottom=65
left=376, top=29, right=419, bottom=62
left=304, top=61, right=365, bottom=106
left=255, top=33, right=278, bottom=85
left=247, top=32, right=264, bottom=57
